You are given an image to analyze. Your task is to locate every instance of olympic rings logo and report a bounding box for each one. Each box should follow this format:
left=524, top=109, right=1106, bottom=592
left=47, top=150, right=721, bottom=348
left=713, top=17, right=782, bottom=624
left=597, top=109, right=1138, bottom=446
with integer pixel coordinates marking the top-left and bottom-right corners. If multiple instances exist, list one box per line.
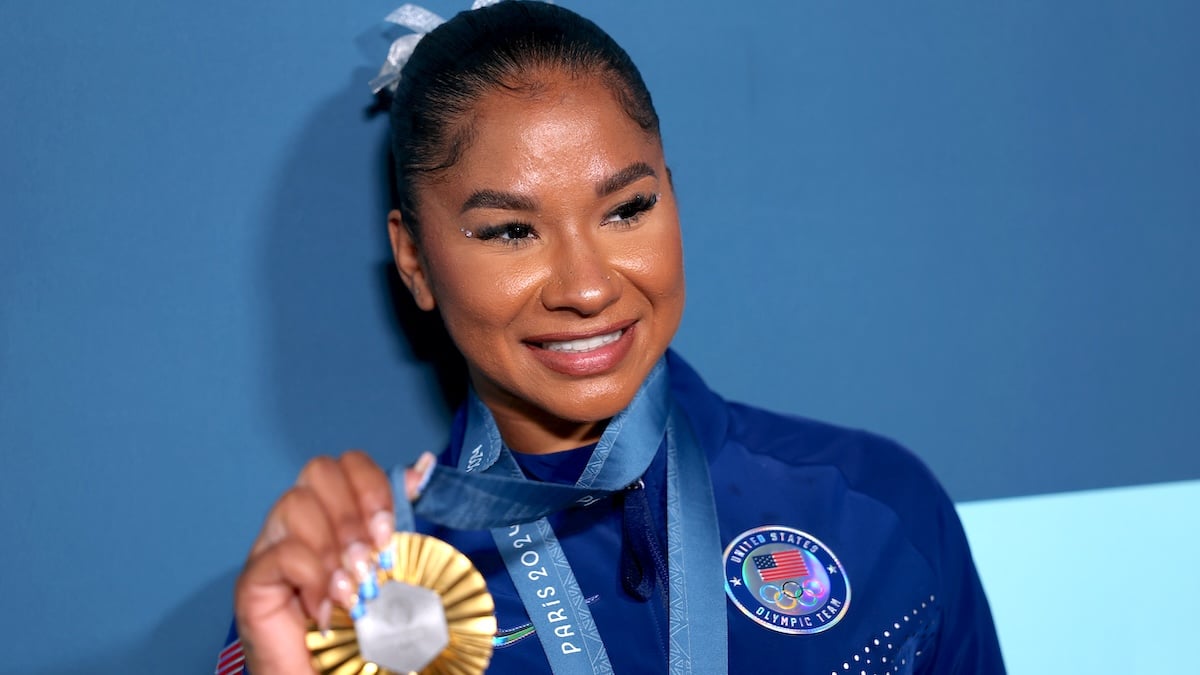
left=759, top=583, right=799, bottom=609
left=758, top=577, right=828, bottom=610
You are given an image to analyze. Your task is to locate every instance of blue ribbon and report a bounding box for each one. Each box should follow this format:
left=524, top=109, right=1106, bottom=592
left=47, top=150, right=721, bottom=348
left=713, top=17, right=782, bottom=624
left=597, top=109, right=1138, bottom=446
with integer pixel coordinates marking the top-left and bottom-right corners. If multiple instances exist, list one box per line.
left=391, top=358, right=728, bottom=673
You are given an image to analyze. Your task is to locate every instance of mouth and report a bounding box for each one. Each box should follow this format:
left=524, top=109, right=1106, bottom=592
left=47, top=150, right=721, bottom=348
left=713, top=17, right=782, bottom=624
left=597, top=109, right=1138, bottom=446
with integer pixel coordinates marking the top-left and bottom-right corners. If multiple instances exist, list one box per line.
left=539, top=329, right=625, bottom=353
left=523, top=321, right=637, bottom=376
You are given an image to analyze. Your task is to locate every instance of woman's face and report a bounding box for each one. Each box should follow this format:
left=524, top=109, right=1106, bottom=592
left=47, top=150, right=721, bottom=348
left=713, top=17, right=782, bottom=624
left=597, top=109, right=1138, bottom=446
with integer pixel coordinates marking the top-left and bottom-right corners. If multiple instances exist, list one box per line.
left=389, top=69, right=685, bottom=451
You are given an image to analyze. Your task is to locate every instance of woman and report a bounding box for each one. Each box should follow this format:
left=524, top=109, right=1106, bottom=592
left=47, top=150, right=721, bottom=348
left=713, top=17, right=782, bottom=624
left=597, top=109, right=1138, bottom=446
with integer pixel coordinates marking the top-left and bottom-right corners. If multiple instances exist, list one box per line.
left=226, top=2, right=1005, bottom=673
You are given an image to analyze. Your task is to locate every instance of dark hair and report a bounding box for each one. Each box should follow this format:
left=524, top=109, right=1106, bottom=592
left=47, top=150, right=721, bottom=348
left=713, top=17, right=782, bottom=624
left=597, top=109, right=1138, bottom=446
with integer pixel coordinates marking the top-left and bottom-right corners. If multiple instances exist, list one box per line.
left=388, top=0, right=660, bottom=233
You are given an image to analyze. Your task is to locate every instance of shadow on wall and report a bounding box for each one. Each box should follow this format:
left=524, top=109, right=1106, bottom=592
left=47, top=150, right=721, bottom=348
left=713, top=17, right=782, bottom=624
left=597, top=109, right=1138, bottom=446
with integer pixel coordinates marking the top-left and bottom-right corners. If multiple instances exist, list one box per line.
left=258, top=68, right=465, bottom=469
left=68, top=71, right=472, bottom=675
left=0, top=221, right=28, bottom=390
left=42, top=567, right=240, bottom=675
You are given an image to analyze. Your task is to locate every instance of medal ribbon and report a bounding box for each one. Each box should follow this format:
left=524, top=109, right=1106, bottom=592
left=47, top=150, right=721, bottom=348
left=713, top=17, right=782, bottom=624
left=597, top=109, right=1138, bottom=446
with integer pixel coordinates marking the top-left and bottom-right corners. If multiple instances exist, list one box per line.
left=391, top=359, right=728, bottom=674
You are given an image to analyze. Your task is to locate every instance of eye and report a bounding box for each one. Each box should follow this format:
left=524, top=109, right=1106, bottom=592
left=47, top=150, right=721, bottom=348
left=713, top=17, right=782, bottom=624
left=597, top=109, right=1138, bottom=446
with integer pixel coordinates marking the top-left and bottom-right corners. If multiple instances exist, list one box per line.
left=471, top=222, right=538, bottom=247
left=604, top=193, right=659, bottom=227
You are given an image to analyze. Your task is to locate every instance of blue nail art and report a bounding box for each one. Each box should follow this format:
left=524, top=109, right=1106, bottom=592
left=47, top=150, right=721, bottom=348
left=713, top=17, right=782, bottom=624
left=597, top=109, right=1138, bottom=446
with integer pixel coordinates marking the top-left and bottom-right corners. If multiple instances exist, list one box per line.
left=360, top=575, right=379, bottom=601
left=350, top=601, right=366, bottom=620
left=378, top=548, right=395, bottom=571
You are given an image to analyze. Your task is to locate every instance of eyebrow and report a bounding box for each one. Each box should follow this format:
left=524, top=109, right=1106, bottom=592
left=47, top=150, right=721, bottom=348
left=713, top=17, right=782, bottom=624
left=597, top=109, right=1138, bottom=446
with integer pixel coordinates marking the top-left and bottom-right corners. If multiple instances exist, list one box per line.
left=596, top=161, right=657, bottom=198
left=459, top=162, right=658, bottom=214
left=460, top=189, right=537, bottom=214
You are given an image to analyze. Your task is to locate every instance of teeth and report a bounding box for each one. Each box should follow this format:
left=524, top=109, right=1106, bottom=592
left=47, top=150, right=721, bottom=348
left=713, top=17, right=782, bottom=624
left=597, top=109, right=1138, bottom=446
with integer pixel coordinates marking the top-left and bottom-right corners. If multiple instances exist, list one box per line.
left=542, top=330, right=623, bottom=353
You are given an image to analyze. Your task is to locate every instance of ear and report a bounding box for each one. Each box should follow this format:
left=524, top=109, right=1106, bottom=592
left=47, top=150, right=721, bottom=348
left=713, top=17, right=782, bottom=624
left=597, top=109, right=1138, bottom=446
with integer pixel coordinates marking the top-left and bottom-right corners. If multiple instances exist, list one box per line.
left=387, top=209, right=437, bottom=311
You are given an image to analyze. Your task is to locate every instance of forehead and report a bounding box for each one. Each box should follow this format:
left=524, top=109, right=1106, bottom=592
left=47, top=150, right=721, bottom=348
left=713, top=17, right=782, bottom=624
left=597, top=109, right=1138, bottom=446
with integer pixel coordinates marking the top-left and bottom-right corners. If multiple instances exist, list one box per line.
left=446, top=71, right=662, bottom=193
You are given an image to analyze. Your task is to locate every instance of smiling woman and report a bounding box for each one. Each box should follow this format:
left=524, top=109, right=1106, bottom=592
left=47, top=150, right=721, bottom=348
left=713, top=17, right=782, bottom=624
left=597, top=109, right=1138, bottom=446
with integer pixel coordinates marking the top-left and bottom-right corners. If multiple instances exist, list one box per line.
left=390, top=68, right=684, bottom=454
left=224, top=2, right=1005, bottom=674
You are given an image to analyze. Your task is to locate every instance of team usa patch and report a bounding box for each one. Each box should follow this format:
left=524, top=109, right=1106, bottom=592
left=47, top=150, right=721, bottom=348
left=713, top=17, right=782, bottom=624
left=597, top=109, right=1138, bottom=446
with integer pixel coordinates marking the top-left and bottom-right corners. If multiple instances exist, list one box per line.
left=723, top=526, right=851, bottom=635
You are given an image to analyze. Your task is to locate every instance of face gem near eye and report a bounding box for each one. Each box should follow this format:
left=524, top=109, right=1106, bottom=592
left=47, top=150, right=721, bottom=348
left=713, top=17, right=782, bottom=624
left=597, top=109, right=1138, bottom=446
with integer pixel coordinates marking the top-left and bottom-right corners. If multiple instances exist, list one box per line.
left=388, top=70, right=685, bottom=454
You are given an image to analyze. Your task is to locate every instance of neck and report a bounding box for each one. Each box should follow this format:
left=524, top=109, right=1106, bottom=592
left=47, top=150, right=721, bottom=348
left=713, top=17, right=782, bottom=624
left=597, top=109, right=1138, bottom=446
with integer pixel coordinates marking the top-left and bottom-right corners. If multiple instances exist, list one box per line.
left=489, top=403, right=608, bottom=455
left=468, top=375, right=610, bottom=455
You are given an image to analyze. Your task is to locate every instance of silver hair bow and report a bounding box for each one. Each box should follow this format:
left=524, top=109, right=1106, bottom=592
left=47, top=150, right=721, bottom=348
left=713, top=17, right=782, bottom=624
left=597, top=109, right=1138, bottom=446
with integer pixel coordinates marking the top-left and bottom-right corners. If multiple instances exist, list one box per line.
left=370, top=1, right=503, bottom=94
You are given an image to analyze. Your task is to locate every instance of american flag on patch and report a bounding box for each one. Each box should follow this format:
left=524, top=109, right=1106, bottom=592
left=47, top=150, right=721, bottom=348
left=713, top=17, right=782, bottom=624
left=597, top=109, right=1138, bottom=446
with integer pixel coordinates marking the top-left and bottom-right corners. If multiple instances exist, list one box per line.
left=753, top=549, right=810, bottom=582
left=214, top=638, right=246, bottom=675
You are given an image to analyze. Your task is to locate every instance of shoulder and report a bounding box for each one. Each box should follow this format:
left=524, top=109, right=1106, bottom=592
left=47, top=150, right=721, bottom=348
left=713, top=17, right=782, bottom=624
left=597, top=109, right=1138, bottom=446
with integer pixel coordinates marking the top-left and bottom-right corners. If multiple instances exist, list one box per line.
left=669, top=354, right=968, bottom=582
left=725, top=401, right=950, bottom=506
left=668, top=350, right=956, bottom=523
left=715, top=400, right=986, bottom=601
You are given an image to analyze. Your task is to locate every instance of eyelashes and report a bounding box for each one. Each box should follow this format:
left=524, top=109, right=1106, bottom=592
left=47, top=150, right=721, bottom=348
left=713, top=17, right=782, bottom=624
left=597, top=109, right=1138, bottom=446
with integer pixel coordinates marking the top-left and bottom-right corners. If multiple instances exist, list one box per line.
left=469, top=193, right=661, bottom=248
left=471, top=222, right=535, bottom=245
left=603, top=192, right=658, bottom=227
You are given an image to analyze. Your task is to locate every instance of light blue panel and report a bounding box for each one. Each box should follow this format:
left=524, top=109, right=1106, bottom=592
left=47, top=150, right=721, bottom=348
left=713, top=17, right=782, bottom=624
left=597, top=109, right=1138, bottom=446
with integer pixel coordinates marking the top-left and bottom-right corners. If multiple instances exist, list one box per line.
left=959, top=480, right=1200, bottom=673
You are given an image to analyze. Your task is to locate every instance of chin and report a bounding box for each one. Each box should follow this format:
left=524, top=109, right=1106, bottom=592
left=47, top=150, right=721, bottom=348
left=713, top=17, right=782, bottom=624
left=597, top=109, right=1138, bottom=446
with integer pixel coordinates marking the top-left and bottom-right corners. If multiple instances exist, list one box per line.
left=533, top=376, right=639, bottom=424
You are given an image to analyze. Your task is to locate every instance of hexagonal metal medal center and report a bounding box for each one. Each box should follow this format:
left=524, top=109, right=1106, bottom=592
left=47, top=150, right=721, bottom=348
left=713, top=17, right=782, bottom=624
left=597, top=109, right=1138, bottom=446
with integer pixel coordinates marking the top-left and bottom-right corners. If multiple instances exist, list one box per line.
left=356, top=581, right=449, bottom=673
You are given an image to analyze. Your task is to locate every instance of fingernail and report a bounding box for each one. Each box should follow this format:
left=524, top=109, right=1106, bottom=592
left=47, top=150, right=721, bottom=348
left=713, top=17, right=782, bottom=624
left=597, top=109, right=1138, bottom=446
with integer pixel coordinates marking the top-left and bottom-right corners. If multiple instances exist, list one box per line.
left=378, top=546, right=395, bottom=572
left=329, top=569, right=357, bottom=608
left=415, top=451, right=436, bottom=475
left=409, top=451, right=437, bottom=500
left=350, top=600, right=366, bottom=621
left=344, top=542, right=373, bottom=582
left=263, top=519, right=287, bottom=547
left=369, top=510, right=395, bottom=551
left=360, top=572, right=380, bottom=601
left=316, top=599, right=332, bottom=633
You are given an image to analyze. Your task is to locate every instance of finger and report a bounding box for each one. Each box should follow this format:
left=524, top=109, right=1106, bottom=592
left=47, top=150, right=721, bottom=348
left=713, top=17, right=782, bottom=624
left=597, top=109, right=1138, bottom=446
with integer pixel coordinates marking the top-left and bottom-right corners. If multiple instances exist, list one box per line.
left=339, top=450, right=395, bottom=550
left=249, top=486, right=339, bottom=572
left=242, top=538, right=329, bottom=621
left=297, top=455, right=369, bottom=550
left=236, top=539, right=329, bottom=675
left=296, top=455, right=383, bottom=596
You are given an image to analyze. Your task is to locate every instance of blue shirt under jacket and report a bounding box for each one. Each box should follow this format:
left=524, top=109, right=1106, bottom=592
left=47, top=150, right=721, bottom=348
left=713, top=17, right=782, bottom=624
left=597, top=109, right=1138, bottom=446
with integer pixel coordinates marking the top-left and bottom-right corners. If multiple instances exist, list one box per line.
left=221, top=351, right=1005, bottom=674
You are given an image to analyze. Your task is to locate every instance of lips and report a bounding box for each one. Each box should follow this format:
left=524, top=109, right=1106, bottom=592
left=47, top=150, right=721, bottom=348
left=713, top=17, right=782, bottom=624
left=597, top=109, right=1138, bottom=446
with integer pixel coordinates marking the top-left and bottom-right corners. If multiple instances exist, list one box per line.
left=524, top=321, right=637, bottom=376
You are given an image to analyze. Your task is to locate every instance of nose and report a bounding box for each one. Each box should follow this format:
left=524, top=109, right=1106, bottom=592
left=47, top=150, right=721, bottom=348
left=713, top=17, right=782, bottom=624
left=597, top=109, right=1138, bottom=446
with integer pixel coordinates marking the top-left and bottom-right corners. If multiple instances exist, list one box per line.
left=539, top=232, right=621, bottom=316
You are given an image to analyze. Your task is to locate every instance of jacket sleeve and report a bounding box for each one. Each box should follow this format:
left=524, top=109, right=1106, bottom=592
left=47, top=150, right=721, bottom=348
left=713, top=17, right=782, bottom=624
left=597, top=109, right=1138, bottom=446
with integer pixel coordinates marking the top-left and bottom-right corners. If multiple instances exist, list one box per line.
left=924, top=488, right=1007, bottom=674
left=214, top=619, right=249, bottom=675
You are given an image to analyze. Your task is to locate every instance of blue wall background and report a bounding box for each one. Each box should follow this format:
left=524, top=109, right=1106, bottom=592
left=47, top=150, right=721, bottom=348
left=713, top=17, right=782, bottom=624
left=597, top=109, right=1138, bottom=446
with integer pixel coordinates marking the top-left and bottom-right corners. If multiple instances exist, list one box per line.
left=1, top=0, right=1196, bottom=672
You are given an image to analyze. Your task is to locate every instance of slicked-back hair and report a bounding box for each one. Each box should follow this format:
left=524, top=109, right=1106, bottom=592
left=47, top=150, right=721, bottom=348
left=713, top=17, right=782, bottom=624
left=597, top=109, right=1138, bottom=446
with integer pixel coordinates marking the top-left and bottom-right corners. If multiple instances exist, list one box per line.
left=388, top=1, right=660, bottom=234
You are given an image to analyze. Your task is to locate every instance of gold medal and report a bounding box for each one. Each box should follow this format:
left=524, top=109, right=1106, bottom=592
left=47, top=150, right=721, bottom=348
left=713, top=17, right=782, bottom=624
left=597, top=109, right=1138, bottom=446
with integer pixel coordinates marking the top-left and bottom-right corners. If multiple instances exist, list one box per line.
left=306, top=532, right=496, bottom=674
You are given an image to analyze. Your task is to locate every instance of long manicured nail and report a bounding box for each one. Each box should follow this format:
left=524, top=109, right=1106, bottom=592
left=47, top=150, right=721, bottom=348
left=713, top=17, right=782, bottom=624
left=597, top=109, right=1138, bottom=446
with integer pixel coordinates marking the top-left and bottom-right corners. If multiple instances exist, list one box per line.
left=261, top=518, right=287, bottom=548
left=344, top=542, right=373, bottom=582
left=360, top=573, right=380, bottom=601
left=350, top=600, right=366, bottom=621
left=316, top=599, right=332, bottom=634
left=415, top=451, right=436, bottom=475
left=369, top=510, right=395, bottom=551
left=409, top=451, right=437, bottom=499
left=378, top=546, right=395, bottom=572
left=329, top=569, right=357, bottom=608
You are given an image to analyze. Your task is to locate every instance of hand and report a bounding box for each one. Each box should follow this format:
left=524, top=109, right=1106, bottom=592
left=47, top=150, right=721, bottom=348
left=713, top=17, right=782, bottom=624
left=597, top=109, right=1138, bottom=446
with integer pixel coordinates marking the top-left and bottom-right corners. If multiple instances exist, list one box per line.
left=234, top=450, right=436, bottom=675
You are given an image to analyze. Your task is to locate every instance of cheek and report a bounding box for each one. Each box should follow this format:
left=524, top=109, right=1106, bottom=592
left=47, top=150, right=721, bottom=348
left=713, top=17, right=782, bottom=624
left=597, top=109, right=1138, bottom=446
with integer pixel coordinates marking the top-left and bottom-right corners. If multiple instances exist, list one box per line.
left=427, top=249, right=545, bottom=343
left=620, top=224, right=686, bottom=304
left=657, top=231, right=687, bottom=300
